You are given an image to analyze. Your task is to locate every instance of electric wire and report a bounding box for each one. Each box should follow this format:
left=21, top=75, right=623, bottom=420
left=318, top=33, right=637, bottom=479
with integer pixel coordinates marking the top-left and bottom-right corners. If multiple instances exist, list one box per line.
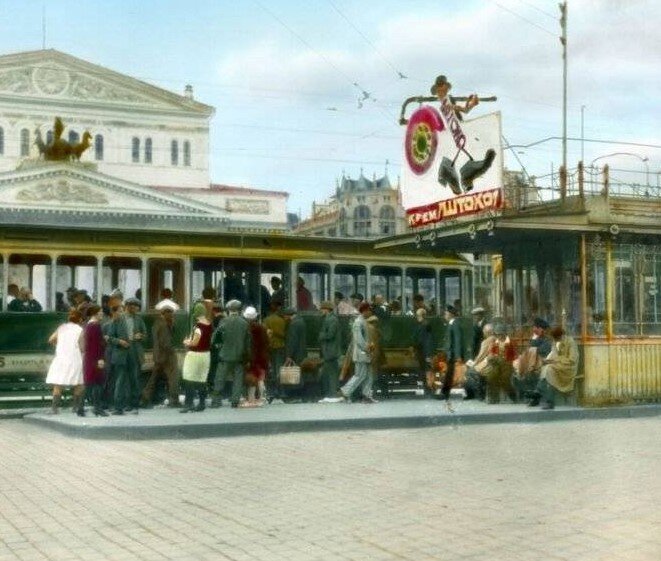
left=491, top=0, right=556, bottom=37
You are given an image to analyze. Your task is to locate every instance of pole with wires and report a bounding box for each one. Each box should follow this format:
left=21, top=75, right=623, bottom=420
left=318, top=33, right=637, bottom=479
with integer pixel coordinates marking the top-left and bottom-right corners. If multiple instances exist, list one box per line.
left=560, top=2, right=568, bottom=173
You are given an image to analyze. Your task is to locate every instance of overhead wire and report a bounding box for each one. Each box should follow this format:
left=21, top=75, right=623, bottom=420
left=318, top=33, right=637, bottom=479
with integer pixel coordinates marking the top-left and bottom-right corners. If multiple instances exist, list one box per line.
left=491, top=0, right=557, bottom=37
left=325, top=0, right=408, bottom=80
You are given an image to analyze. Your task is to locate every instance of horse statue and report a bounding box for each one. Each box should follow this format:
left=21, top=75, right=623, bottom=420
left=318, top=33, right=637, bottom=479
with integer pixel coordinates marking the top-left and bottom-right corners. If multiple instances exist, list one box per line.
left=71, top=131, right=92, bottom=161
left=33, top=118, right=92, bottom=162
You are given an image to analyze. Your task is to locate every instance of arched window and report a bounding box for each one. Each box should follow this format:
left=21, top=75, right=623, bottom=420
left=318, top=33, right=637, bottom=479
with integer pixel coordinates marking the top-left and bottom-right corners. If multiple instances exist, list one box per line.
left=0, top=127, right=4, bottom=155
left=131, top=137, right=140, bottom=163
left=171, top=140, right=179, bottom=165
left=144, top=137, right=152, bottom=164
left=379, top=205, right=396, bottom=235
left=68, top=130, right=79, bottom=144
left=20, top=128, right=30, bottom=157
left=183, top=140, right=191, bottom=166
left=94, top=134, right=104, bottom=161
left=353, top=205, right=371, bottom=237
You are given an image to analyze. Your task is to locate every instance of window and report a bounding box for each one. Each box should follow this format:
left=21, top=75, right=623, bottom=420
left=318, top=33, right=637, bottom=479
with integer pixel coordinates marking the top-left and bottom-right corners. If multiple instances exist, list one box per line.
left=131, top=137, right=140, bottom=163
left=0, top=126, right=5, bottom=154
left=20, top=128, right=30, bottom=157
left=144, top=137, right=152, bottom=164
left=94, top=134, right=104, bottom=161
left=68, top=130, right=79, bottom=144
left=353, top=205, right=371, bottom=237
left=379, top=205, right=396, bottom=235
left=47, top=130, right=54, bottom=145
left=171, top=140, right=179, bottom=165
left=183, top=140, right=191, bottom=166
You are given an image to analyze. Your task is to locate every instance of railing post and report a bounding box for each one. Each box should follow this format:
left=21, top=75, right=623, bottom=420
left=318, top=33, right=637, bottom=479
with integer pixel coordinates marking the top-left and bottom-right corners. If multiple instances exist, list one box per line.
left=602, top=164, right=610, bottom=200
left=559, top=165, right=567, bottom=200
left=578, top=161, right=584, bottom=200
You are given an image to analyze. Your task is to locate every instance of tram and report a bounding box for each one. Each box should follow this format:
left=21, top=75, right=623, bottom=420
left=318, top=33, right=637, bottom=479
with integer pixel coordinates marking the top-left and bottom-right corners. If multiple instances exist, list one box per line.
left=0, top=226, right=474, bottom=405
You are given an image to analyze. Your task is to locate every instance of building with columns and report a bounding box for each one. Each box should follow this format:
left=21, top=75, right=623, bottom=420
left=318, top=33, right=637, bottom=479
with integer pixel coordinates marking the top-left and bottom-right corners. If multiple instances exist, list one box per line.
left=0, top=49, right=288, bottom=231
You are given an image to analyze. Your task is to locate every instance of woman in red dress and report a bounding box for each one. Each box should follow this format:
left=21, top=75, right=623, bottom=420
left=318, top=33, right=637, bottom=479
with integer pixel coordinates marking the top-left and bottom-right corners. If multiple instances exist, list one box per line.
left=82, top=305, right=107, bottom=416
left=244, top=306, right=269, bottom=405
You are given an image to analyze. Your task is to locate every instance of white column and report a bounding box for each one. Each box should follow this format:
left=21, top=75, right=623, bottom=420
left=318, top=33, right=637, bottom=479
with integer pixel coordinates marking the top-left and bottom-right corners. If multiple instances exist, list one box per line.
left=140, top=256, right=148, bottom=308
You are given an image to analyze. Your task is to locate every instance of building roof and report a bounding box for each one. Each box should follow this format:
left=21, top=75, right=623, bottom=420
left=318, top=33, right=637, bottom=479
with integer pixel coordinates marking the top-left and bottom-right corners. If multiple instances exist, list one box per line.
left=337, top=173, right=394, bottom=194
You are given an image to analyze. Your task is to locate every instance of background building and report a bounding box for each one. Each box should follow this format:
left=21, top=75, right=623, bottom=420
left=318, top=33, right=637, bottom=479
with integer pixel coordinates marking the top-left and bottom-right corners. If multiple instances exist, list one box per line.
left=295, top=171, right=407, bottom=238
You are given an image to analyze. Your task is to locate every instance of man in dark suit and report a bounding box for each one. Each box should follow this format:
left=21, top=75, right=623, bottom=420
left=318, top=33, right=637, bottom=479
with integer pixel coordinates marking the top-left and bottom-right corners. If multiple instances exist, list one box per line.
left=471, top=306, right=487, bottom=359
left=213, top=299, right=251, bottom=408
left=441, top=304, right=467, bottom=406
left=318, top=301, right=342, bottom=400
left=108, top=298, right=146, bottom=414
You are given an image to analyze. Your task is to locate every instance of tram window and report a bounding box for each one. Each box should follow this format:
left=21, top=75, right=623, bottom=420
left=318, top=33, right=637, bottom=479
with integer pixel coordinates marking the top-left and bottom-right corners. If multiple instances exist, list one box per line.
left=440, top=269, right=462, bottom=312
left=370, top=265, right=402, bottom=309
left=56, top=256, right=98, bottom=309
left=191, top=258, right=223, bottom=304
left=8, top=254, right=51, bottom=311
left=334, top=264, right=366, bottom=304
left=261, top=260, right=290, bottom=313
left=405, top=267, right=436, bottom=315
left=296, top=263, right=329, bottom=310
left=102, top=257, right=141, bottom=306
left=148, top=259, right=184, bottom=309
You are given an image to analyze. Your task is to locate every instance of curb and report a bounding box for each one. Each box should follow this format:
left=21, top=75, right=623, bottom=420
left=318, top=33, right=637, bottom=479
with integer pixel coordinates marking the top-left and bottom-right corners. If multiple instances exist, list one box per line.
left=21, top=403, right=661, bottom=441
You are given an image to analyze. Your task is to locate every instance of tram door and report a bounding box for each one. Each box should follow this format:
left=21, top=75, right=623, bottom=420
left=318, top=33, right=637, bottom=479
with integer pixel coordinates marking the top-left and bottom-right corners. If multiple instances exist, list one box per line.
left=147, top=259, right=184, bottom=309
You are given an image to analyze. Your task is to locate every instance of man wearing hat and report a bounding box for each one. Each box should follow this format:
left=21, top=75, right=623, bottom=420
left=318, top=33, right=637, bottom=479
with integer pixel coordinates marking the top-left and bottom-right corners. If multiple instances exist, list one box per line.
left=471, top=306, right=487, bottom=360
left=441, top=304, right=468, bottom=405
left=141, top=302, right=180, bottom=408
left=262, top=301, right=287, bottom=403
left=108, top=297, right=146, bottom=414
left=430, top=74, right=480, bottom=120
left=338, top=302, right=377, bottom=403
left=512, top=317, right=553, bottom=401
left=318, top=301, right=342, bottom=401
left=212, top=299, right=251, bottom=408
left=283, top=307, right=306, bottom=400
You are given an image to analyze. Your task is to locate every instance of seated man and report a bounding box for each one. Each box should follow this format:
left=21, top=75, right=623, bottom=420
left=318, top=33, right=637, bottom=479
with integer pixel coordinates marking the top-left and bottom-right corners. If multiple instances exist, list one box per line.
left=512, top=317, right=552, bottom=400
left=481, top=323, right=517, bottom=404
left=464, top=323, right=496, bottom=400
left=528, top=326, right=579, bottom=410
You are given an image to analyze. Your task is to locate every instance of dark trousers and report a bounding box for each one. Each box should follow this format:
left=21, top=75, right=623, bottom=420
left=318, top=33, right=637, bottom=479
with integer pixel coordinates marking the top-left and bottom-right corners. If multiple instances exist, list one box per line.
left=215, top=361, right=245, bottom=405
left=267, top=347, right=286, bottom=399
left=113, top=359, right=140, bottom=411
left=183, top=380, right=207, bottom=409
left=142, top=358, right=179, bottom=405
left=320, top=358, right=339, bottom=398
left=441, top=360, right=456, bottom=400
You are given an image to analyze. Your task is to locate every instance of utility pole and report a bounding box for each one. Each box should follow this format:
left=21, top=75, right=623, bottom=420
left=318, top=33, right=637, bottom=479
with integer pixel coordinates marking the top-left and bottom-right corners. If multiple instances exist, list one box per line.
left=560, top=2, right=568, bottom=172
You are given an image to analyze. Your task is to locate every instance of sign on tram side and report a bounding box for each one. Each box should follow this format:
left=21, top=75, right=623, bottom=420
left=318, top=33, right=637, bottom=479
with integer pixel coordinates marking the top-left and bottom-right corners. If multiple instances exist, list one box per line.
left=400, top=75, right=504, bottom=228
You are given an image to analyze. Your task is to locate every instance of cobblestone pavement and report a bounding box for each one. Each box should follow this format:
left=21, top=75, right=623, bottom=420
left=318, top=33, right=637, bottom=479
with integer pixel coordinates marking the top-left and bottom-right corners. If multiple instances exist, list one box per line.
left=0, top=418, right=659, bottom=561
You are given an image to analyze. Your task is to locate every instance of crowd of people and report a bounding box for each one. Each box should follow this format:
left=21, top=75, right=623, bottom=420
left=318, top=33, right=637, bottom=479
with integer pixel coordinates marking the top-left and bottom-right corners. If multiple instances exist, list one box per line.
left=39, top=282, right=579, bottom=415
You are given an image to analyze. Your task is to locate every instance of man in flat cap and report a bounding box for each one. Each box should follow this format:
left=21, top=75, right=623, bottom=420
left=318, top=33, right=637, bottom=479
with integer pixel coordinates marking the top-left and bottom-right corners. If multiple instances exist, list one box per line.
left=318, top=300, right=342, bottom=401
left=212, top=299, right=251, bottom=408
left=512, top=317, right=553, bottom=401
left=141, top=302, right=179, bottom=408
left=108, top=297, right=146, bottom=414
left=338, top=302, right=376, bottom=403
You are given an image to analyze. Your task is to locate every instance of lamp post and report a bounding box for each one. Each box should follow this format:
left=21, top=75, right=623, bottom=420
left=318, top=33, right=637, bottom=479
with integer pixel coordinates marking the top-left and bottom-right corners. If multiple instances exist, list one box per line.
left=590, top=152, right=649, bottom=194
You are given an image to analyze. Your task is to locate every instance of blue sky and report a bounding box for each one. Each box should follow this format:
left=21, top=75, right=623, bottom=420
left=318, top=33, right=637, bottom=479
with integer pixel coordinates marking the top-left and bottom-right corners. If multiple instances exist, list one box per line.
left=3, top=0, right=660, bottom=216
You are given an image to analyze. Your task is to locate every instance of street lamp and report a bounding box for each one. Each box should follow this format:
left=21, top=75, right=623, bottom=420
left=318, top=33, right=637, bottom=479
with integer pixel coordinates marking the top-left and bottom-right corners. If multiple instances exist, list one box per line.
left=590, top=152, right=649, bottom=193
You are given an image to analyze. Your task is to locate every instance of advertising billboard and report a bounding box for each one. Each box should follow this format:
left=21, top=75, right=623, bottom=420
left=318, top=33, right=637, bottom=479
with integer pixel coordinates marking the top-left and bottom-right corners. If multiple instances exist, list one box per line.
left=401, top=100, right=503, bottom=229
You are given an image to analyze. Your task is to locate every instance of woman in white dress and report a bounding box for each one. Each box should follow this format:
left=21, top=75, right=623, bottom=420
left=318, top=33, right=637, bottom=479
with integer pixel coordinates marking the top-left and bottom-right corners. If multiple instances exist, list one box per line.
left=46, top=309, right=84, bottom=415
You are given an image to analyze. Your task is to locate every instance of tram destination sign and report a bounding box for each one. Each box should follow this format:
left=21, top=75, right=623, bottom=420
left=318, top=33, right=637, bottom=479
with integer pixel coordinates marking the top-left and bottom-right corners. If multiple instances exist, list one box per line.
left=401, top=103, right=504, bottom=228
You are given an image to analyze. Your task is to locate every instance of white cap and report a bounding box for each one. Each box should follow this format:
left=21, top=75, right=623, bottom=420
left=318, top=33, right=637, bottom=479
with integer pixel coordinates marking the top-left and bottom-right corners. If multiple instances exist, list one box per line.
left=243, top=306, right=258, bottom=320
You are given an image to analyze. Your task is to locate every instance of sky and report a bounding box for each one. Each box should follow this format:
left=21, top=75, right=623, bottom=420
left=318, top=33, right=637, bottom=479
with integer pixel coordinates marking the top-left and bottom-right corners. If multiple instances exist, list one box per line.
left=2, top=0, right=660, bottom=218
